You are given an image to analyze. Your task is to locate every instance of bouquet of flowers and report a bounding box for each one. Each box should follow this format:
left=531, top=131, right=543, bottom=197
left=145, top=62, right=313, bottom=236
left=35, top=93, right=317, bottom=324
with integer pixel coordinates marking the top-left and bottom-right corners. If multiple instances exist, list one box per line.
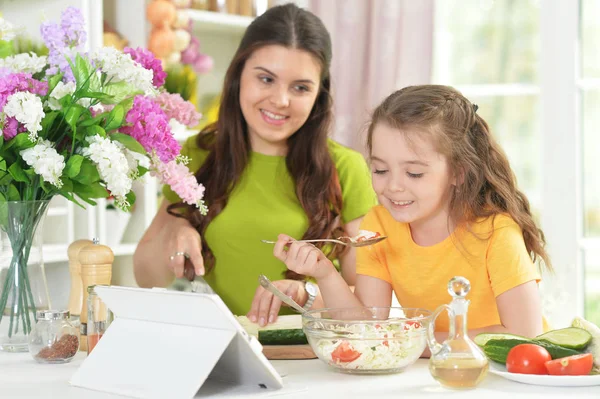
left=0, top=8, right=206, bottom=348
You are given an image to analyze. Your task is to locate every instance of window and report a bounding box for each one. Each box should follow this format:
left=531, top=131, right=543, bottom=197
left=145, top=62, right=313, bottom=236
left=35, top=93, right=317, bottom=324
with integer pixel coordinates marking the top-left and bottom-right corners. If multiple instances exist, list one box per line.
left=434, top=0, right=600, bottom=326
left=580, top=0, right=600, bottom=325
left=433, top=0, right=542, bottom=211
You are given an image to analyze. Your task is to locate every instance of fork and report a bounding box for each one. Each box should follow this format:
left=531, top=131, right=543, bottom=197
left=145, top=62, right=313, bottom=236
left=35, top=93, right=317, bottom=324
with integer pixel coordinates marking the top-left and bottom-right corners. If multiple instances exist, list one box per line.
left=260, top=235, right=387, bottom=248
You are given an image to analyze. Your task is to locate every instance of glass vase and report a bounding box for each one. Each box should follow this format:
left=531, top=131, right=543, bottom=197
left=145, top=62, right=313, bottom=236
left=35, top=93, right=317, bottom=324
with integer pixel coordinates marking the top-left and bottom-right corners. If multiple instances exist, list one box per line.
left=0, top=200, right=52, bottom=352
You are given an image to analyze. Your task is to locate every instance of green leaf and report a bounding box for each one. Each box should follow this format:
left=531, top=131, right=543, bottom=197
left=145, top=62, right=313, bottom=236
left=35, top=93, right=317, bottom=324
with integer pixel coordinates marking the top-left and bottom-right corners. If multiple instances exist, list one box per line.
left=104, top=104, right=125, bottom=132
left=110, top=133, right=146, bottom=155
left=59, top=190, right=86, bottom=208
left=65, top=104, right=85, bottom=135
left=46, top=73, right=65, bottom=98
left=0, top=133, right=4, bottom=149
left=41, top=111, right=60, bottom=132
left=103, top=81, right=142, bottom=104
left=84, top=125, right=107, bottom=138
left=65, top=155, right=84, bottom=178
left=0, top=171, right=12, bottom=185
left=78, top=114, right=105, bottom=128
left=3, top=133, right=35, bottom=152
left=72, top=158, right=100, bottom=185
left=137, top=165, right=148, bottom=177
left=79, top=91, right=113, bottom=103
left=6, top=184, right=20, bottom=201
left=0, top=157, right=6, bottom=172
left=125, top=190, right=136, bottom=208
left=8, top=163, right=30, bottom=183
left=73, top=181, right=108, bottom=199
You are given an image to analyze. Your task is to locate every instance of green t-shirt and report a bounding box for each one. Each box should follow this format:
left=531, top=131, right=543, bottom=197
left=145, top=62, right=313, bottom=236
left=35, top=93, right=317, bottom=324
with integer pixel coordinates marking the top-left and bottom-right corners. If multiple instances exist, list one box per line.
left=162, top=136, right=377, bottom=315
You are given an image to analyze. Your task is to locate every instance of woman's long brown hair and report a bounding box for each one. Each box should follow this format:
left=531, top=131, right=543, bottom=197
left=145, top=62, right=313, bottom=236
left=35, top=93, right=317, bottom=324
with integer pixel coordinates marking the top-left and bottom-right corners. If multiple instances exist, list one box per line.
left=169, top=4, right=345, bottom=279
left=366, top=85, right=551, bottom=271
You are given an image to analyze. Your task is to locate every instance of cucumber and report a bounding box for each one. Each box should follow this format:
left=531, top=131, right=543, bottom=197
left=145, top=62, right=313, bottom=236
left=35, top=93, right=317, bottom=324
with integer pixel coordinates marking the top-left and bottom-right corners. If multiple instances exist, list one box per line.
left=236, top=314, right=306, bottom=345
left=474, top=333, right=528, bottom=347
left=483, top=338, right=581, bottom=364
left=258, top=329, right=308, bottom=345
left=536, top=327, right=592, bottom=350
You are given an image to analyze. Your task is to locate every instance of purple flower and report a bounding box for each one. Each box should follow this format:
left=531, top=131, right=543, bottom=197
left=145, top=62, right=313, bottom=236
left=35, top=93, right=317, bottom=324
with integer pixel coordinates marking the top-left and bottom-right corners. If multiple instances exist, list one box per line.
left=123, top=47, right=167, bottom=87
left=61, top=7, right=86, bottom=48
left=40, top=7, right=86, bottom=82
left=120, top=95, right=181, bottom=163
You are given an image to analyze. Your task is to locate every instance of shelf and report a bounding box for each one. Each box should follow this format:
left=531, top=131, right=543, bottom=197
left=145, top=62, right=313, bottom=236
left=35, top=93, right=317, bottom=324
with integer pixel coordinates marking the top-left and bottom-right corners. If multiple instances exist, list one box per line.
left=43, top=243, right=138, bottom=264
left=187, top=9, right=253, bottom=35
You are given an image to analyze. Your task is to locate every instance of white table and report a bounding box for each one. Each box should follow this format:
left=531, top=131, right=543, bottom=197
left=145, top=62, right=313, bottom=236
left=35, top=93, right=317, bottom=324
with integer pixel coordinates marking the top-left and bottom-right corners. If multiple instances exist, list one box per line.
left=1, top=352, right=599, bottom=398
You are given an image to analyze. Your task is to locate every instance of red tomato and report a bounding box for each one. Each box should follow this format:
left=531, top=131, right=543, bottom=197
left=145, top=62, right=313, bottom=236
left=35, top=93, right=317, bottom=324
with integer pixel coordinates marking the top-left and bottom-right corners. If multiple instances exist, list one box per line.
left=403, top=321, right=422, bottom=330
left=544, top=353, right=594, bottom=376
left=331, top=341, right=361, bottom=363
left=506, top=344, right=552, bottom=375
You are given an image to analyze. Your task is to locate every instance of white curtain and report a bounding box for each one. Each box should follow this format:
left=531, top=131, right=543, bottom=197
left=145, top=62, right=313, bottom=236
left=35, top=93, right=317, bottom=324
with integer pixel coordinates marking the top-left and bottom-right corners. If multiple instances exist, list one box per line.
left=306, top=0, right=435, bottom=151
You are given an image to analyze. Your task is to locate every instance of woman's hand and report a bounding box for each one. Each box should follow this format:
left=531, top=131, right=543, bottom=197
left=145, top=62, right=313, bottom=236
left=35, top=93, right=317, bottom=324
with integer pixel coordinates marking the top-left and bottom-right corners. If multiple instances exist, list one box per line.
left=273, top=234, right=336, bottom=280
left=160, top=217, right=205, bottom=280
left=247, top=279, right=306, bottom=326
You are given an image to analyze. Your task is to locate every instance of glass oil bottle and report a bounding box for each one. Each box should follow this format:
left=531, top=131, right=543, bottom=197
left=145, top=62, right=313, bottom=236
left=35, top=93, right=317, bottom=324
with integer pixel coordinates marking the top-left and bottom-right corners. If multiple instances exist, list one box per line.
left=427, top=276, right=489, bottom=389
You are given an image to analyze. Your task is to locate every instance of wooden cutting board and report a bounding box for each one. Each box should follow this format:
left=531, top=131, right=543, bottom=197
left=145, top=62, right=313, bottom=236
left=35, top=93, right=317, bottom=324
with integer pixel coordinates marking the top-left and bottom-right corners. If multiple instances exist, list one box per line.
left=262, top=344, right=317, bottom=360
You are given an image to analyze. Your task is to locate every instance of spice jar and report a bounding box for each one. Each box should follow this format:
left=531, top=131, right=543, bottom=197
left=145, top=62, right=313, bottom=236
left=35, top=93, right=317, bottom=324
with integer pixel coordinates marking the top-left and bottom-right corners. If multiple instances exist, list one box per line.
left=28, top=310, right=79, bottom=364
left=87, top=285, right=113, bottom=355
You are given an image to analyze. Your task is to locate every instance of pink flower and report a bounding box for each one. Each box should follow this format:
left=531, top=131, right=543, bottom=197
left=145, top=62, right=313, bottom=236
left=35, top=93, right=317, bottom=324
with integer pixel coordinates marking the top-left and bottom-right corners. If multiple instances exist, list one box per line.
left=120, top=95, right=181, bottom=163
left=2, top=117, right=19, bottom=140
left=124, top=47, right=167, bottom=87
left=0, top=73, right=48, bottom=110
left=154, top=92, right=201, bottom=127
left=152, top=158, right=207, bottom=213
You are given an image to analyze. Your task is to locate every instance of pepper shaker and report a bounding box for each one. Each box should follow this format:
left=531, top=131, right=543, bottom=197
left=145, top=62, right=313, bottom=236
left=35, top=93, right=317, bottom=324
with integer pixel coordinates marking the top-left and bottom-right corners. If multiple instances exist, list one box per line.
left=78, top=238, right=113, bottom=352
left=67, top=239, right=93, bottom=325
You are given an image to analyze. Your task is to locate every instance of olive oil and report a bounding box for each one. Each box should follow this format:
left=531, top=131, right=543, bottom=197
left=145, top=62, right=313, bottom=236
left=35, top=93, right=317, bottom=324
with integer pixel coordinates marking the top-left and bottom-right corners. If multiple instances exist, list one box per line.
left=429, top=357, right=489, bottom=389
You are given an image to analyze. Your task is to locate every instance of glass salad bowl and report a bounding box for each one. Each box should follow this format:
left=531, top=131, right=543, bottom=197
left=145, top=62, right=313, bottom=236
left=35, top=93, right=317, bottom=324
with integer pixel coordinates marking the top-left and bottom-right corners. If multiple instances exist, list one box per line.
left=303, top=307, right=431, bottom=374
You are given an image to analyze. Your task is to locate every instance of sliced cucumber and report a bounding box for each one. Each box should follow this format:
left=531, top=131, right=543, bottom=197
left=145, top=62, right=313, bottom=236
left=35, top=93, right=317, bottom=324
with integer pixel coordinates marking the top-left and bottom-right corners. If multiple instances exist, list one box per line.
left=536, top=327, right=592, bottom=350
left=237, top=314, right=306, bottom=345
left=474, top=332, right=528, bottom=347
left=483, top=338, right=581, bottom=364
left=258, top=329, right=308, bottom=345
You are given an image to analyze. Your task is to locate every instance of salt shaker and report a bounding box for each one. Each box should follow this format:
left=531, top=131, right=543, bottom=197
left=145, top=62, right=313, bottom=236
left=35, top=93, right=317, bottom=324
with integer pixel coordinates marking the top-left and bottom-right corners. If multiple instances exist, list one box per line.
left=67, top=239, right=93, bottom=326
left=78, top=238, right=113, bottom=352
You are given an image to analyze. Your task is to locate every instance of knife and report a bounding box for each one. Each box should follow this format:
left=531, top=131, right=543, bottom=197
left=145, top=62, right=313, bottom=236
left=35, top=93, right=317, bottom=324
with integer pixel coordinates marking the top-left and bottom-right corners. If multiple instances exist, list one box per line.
left=258, top=274, right=308, bottom=315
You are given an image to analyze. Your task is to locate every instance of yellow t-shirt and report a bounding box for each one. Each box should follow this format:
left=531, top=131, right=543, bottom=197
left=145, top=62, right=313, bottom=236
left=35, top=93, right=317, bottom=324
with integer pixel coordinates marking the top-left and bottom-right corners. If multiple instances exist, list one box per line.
left=356, top=205, right=542, bottom=331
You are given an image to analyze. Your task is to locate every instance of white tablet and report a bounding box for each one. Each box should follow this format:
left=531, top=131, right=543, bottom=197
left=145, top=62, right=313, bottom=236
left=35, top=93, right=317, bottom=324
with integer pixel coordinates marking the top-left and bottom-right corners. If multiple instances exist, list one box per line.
left=70, top=286, right=283, bottom=399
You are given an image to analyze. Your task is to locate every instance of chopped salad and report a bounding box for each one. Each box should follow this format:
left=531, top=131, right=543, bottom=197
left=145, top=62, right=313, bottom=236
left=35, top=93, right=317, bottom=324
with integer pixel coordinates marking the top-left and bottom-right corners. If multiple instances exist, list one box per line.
left=353, top=230, right=382, bottom=242
left=308, top=321, right=426, bottom=371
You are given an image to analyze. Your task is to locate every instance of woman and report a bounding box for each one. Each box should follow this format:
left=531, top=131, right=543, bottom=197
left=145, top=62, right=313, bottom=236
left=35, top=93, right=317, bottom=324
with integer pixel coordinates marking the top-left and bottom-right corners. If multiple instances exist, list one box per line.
left=133, top=4, right=376, bottom=326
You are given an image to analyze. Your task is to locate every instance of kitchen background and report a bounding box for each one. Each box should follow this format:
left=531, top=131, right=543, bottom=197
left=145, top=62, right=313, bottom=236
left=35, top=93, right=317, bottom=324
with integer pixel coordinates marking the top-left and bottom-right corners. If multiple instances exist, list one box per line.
left=1, top=0, right=598, bottom=329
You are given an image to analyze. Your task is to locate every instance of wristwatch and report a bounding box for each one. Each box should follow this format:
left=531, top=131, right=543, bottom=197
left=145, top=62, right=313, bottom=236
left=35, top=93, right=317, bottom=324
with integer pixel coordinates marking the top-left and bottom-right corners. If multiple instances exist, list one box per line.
left=303, top=281, right=318, bottom=310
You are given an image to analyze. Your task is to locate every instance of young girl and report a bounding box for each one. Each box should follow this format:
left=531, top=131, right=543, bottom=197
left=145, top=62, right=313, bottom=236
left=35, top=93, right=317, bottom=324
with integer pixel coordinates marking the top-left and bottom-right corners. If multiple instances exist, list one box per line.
left=133, top=4, right=376, bottom=325
left=272, top=85, right=550, bottom=338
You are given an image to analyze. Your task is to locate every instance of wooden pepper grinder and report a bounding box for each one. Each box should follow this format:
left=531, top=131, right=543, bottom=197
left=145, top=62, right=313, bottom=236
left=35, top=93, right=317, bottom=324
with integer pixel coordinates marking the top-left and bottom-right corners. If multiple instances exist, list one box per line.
left=67, top=239, right=93, bottom=324
left=78, top=238, right=114, bottom=352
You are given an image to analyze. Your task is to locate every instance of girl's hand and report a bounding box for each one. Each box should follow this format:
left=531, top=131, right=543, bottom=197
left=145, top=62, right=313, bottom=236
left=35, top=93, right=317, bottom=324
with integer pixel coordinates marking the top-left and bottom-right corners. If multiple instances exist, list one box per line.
left=247, top=279, right=305, bottom=326
left=160, top=217, right=205, bottom=280
left=273, top=234, right=336, bottom=280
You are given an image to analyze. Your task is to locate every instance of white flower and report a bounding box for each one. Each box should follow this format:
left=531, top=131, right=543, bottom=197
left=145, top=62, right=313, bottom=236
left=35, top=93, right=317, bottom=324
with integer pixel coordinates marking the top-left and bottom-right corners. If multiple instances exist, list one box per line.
left=3, top=92, right=45, bottom=141
left=0, top=17, right=18, bottom=42
left=0, top=53, right=47, bottom=74
left=46, top=81, right=76, bottom=111
left=93, top=47, right=157, bottom=97
left=20, top=140, right=65, bottom=188
left=82, top=135, right=133, bottom=207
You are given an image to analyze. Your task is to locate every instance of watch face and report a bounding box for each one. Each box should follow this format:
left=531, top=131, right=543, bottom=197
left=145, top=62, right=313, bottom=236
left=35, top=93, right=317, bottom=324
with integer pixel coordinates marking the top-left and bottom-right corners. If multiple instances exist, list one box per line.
left=305, top=282, right=317, bottom=296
